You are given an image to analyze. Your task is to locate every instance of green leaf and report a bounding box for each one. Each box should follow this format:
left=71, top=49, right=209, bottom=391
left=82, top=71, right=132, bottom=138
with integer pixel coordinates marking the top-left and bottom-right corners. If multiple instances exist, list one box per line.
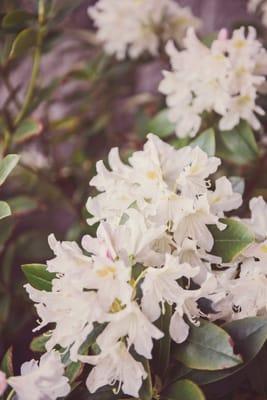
left=175, top=318, right=267, bottom=398
left=217, top=120, right=259, bottom=165
left=2, top=10, right=34, bottom=32
left=173, top=320, right=242, bottom=371
left=0, top=154, right=20, bottom=186
left=8, top=196, right=38, bottom=215
left=67, top=385, right=118, bottom=400
left=22, top=263, right=56, bottom=291
left=65, top=361, right=84, bottom=384
left=154, top=303, right=172, bottom=379
left=0, top=219, right=15, bottom=248
left=191, top=128, right=215, bottom=156
left=13, top=118, right=43, bottom=144
left=147, top=109, right=175, bottom=138
left=223, top=317, right=267, bottom=362
left=9, top=28, right=38, bottom=59
left=162, top=379, right=205, bottom=400
left=0, top=347, right=14, bottom=377
left=0, top=201, right=11, bottom=220
left=209, top=218, right=255, bottom=263
left=30, top=332, right=50, bottom=353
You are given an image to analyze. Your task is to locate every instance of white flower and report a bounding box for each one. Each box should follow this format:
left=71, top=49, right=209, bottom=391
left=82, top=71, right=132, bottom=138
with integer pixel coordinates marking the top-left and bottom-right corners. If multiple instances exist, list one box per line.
left=7, top=351, right=70, bottom=400
left=96, top=302, right=163, bottom=359
left=0, top=371, right=7, bottom=396
left=208, top=176, right=242, bottom=217
left=47, top=234, right=92, bottom=280
left=174, top=194, right=224, bottom=252
left=176, top=146, right=221, bottom=196
left=83, top=211, right=166, bottom=268
left=89, top=0, right=200, bottom=60
left=242, top=196, right=267, bottom=240
left=81, top=342, right=147, bottom=398
left=141, top=254, right=199, bottom=322
left=26, top=281, right=105, bottom=362
left=159, top=27, right=267, bottom=138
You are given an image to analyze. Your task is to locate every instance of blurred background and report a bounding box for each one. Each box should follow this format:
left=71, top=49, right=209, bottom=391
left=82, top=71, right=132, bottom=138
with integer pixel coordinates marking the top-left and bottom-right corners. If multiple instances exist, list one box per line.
left=0, top=0, right=266, bottom=384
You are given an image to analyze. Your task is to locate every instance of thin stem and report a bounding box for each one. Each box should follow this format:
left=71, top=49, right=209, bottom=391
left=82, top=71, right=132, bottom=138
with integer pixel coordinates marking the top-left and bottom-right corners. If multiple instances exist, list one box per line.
left=6, top=389, right=15, bottom=400
left=14, top=0, right=46, bottom=126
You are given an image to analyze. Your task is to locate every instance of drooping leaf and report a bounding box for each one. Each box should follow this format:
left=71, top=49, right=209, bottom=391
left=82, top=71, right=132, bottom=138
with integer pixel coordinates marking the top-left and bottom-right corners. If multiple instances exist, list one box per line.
left=162, top=379, right=205, bottom=400
left=0, top=201, right=11, bottom=220
left=9, top=28, right=38, bottom=59
left=191, top=128, right=215, bottom=156
left=13, top=118, right=43, bottom=144
left=223, top=317, right=267, bottom=362
left=209, top=218, right=255, bottom=263
left=147, top=109, right=175, bottom=138
left=0, top=154, right=20, bottom=186
left=217, top=120, right=259, bottom=165
left=22, top=263, right=56, bottom=291
left=0, top=347, right=14, bottom=377
left=173, top=320, right=242, bottom=371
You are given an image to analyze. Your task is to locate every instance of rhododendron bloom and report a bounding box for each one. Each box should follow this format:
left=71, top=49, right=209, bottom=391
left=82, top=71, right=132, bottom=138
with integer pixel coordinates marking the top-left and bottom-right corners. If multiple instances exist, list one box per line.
left=8, top=351, right=70, bottom=400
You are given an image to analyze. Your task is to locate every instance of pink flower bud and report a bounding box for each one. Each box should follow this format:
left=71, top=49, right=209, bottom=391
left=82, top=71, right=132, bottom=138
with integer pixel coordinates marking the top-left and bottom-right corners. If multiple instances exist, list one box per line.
left=218, top=28, right=228, bottom=41
left=0, top=371, right=7, bottom=396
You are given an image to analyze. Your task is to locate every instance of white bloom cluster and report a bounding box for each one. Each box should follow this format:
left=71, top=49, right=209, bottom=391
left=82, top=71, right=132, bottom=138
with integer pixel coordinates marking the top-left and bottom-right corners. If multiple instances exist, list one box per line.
left=159, top=27, right=267, bottom=138
left=7, top=351, right=70, bottom=400
left=248, top=0, right=267, bottom=27
left=210, top=195, right=267, bottom=322
left=14, top=135, right=267, bottom=399
left=24, top=134, right=242, bottom=398
left=88, top=0, right=201, bottom=59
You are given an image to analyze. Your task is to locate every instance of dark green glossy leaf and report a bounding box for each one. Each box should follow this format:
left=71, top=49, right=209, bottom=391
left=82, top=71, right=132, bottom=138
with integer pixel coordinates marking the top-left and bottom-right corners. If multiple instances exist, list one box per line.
left=22, top=263, right=56, bottom=291
left=209, top=218, right=255, bottom=263
left=162, top=379, right=205, bottom=400
left=67, top=385, right=118, bottom=400
left=173, top=320, right=242, bottom=371
left=223, top=317, right=267, bottom=361
left=191, top=128, right=215, bottom=156
left=217, top=120, right=259, bottom=165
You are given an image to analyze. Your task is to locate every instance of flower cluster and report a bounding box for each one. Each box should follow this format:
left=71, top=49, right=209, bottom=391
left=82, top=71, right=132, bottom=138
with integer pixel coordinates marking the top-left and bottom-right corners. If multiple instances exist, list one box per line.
left=159, top=27, right=267, bottom=138
left=4, top=135, right=267, bottom=399
left=88, top=0, right=200, bottom=59
left=248, top=0, right=267, bottom=27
